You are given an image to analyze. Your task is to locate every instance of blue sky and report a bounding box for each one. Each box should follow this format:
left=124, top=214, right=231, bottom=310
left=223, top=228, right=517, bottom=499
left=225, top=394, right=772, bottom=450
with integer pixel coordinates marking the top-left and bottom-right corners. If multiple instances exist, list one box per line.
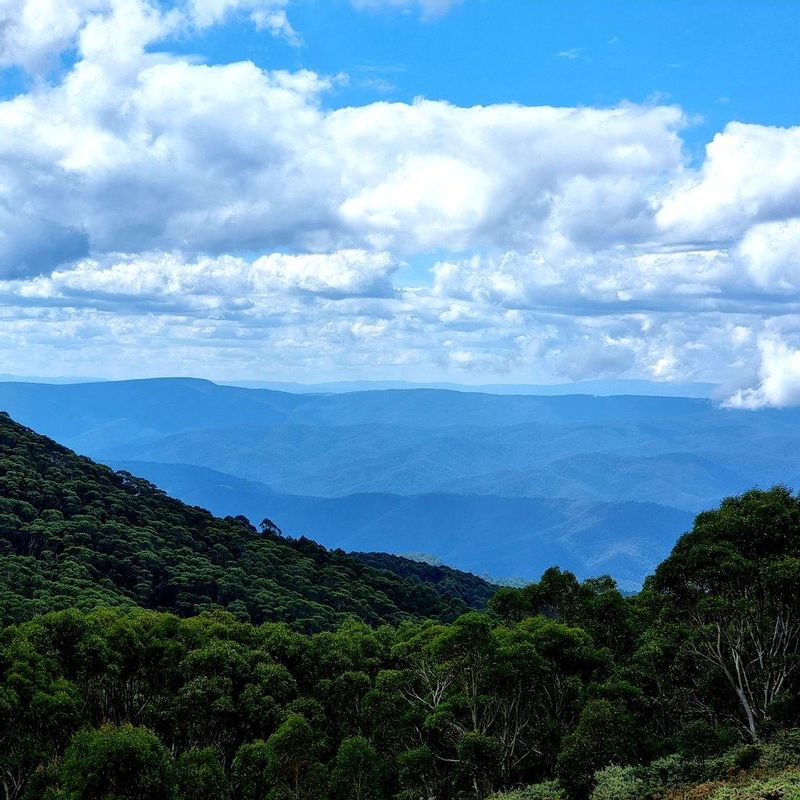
left=183, top=0, right=800, bottom=148
left=6, top=1, right=798, bottom=143
left=0, top=0, right=799, bottom=405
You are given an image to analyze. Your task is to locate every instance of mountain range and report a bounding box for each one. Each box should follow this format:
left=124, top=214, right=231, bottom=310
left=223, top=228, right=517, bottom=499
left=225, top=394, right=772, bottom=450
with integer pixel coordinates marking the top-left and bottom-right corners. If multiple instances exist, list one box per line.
left=1, top=377, right=797, bottom=586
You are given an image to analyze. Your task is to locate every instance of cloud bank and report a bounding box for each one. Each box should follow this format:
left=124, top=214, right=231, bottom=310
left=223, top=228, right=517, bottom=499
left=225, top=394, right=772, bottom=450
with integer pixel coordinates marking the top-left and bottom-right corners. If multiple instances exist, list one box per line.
left=0, top=0, right=799, bottom=403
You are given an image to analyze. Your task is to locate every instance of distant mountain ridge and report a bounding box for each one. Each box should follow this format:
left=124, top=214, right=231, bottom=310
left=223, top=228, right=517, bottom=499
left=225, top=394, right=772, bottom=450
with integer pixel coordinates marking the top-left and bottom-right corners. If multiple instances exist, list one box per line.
left=0, top=374, right=717, bottom=396
left=225, top=378, right=718, bottom=398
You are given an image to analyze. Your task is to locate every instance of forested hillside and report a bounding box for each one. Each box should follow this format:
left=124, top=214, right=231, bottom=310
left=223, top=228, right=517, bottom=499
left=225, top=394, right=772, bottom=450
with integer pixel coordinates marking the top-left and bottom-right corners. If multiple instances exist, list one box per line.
left=0, top=413, right=492, bottom=629
left=0, top=412, right=798, bottom=800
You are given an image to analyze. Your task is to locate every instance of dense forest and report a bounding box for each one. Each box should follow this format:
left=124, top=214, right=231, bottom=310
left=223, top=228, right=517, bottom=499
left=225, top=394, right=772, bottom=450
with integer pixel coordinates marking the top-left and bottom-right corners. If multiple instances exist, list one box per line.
left=0, top=412, right=798, bottom=800
left=0, top=413, right=492, bottom=629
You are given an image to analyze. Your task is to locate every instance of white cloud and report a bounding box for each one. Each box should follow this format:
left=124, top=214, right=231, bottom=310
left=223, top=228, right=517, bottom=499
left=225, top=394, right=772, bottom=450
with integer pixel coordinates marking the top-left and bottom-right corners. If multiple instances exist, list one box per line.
left=0, top=243, right=771, bottom=395
left=725, top=335, right=800, bottom=409
left=736, top=219, right=800, bottom=293
left=0, top=27, right=688, bottom=277
left=250, top=8, right=300, bottom=45
left=0, top=0, right=108, bottom=72
left=350, top=0, right=462, bottom=19
left=0, top=0, right=293, bottom=73
left=429, top=245, right=774, bottom=313
left=9, top=250, right=398, bottom=305
left=657, top=122, right=800, bottom=242
left=328, top=101, right=684, bottom=253
left=0, top=271, right=766, bottom=388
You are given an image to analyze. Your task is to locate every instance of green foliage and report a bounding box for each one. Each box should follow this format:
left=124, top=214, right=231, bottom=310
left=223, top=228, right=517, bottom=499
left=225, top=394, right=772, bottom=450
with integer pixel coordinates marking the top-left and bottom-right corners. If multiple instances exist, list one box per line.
left=708, top=771, right=800, bottom=800
left=557, top=700, right=638, bottom=799
left=231, top=740, right=271, bottom=800
left=590, top=766, right=645, bottom=800
left=759, top=731, right=800, bottom=770
left=649, top=486, right=800, bottom=741
left=352, top=552, right=496, bottom=611
left=0, top=414, right=800, bottom=800
left=488, top=780, right=565, bottom=800
left=328, top=736, right=384, bottom=800
left=265, top=714, right=323, bottom=800
left=175, top=748, right=228, bottom=800
left=60, top=723, right=175, bottom=800
left=589, top=737, right=800, bottom=800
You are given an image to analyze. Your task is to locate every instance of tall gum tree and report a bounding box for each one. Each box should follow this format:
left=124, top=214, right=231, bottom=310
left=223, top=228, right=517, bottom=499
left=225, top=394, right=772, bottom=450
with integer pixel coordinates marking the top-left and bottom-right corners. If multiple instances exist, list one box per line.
left=651, top=487, right=800, bottom=741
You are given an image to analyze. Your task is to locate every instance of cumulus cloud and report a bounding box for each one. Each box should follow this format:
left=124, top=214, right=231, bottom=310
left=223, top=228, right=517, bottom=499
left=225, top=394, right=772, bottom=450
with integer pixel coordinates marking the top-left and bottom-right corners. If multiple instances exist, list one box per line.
left=725, top=335, right=800, bottom=409
left=0, top=239, right=770, bottom=394
left=736, top=219, right=800, bottom=293
left=0, top=0, right=294, bottom=73
left=0, top=266, right=765, bottom=388
left=657, top=122, right=800, bottom=243
left=0, top=46, right=687, bottom=277
left=6, top=250, right=398, bottom=307
left=429, top=241, right=800, bottom=314
left=330, top=102, right=683, bottom=253
left=0, top=0, right=108, bottom=72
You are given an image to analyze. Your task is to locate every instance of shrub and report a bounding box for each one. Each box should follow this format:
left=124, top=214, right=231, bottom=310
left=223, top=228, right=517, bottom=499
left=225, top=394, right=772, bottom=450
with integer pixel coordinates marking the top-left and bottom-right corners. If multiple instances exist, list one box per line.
left=591, top=765, right=646, bottom=800
left=706, top=744, right=766, bottom=781
left=758, top=731, right=800, bottom=771
left=645, top=753, right=706, bottom=788
left=708, top=770, right=800, bottom=800
left=489, top=780, right=565, bottom=800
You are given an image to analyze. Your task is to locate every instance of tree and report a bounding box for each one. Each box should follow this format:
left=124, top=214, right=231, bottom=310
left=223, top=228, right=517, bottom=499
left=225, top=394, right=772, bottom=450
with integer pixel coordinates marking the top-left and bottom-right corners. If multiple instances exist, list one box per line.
left=651, top=487, right=800, bottom=740
left=231, top=740, right=271, bottom=800
left=60, top=723, right=175, bottom=800
left=328, top=737, right=384, bottom=800
left=265, top=714, right=325, bottom=800
left=396, top=746, right=443, bottom=800
left=175, top=747, right=228, bottom=800
left=0, top=632, right=80, bottom=800
left=457, top=733, right=501, bottom=800
left=555, top=699, right=636, bottom=800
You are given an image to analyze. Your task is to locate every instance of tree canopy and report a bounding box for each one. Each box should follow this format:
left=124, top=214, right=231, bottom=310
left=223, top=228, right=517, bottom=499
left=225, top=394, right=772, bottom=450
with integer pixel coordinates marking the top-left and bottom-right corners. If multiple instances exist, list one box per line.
left=0, top=412, right=798, bottom=800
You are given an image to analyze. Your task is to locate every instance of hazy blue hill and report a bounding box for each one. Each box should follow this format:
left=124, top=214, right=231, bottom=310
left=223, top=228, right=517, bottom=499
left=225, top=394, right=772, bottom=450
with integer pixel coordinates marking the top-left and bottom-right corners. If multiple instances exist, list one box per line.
left=257, top=493, right=693, bottom=588
left=226, top=378, right=717, bottom=397
left=108, top=460, right=694, bottom=587
left=0, top=378, right=305, bottom=445
left=92, top=414, right=797, bottom=506
left=281, top=389, right=710, bottom=427
left=448, top=451, right=753, bottom=511
left=0, top=379, right=711, bottom=447
left=98, top=422, right=501, bottom=495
